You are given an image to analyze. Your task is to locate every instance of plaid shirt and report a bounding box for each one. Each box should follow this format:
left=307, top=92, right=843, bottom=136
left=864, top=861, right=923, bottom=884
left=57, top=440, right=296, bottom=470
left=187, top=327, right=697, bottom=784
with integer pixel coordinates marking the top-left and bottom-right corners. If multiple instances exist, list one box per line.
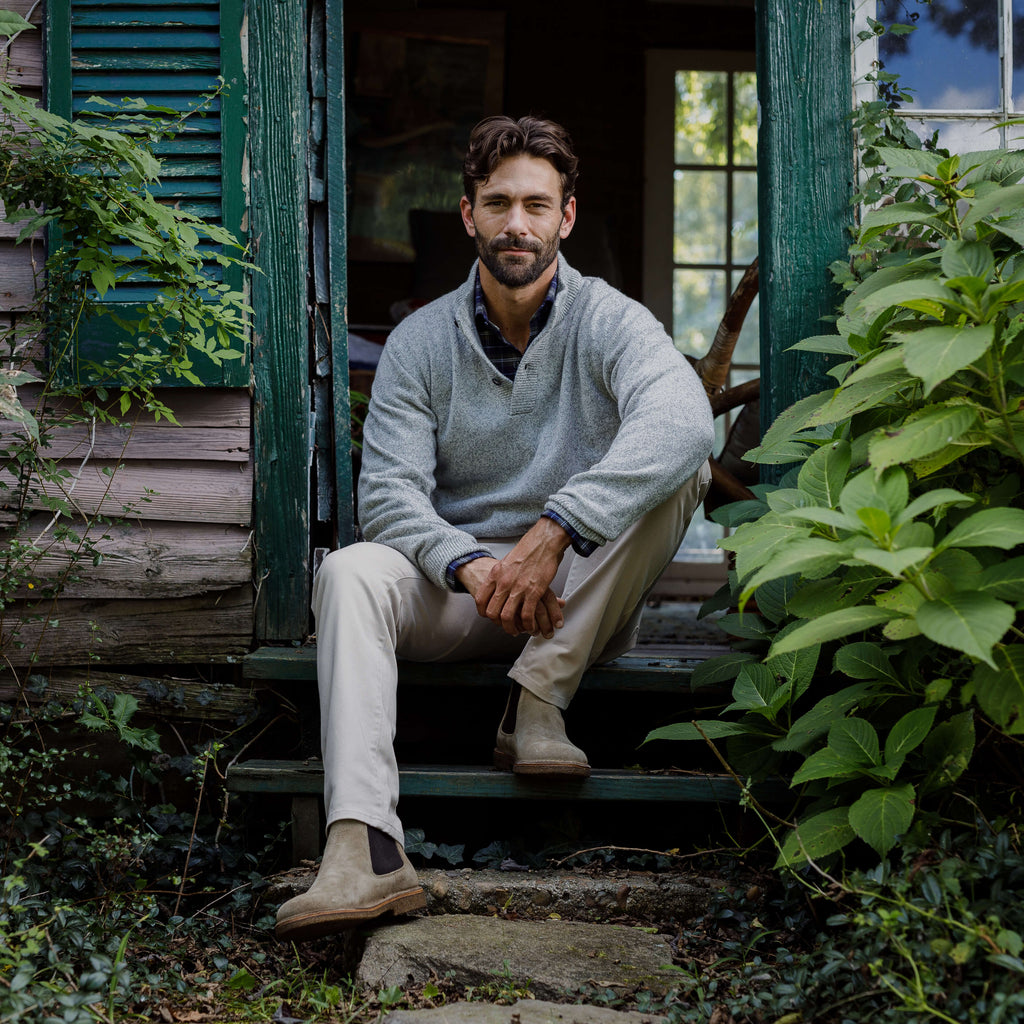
left=445, top=271, right=597, bottom=591
left=473, top=270, right=557, bottom=381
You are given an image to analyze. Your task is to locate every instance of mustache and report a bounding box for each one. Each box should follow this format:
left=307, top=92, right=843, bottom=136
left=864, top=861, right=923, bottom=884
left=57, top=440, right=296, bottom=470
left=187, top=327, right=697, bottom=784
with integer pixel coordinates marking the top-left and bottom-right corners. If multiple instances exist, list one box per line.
left=489, top=237, right=542, bottom=254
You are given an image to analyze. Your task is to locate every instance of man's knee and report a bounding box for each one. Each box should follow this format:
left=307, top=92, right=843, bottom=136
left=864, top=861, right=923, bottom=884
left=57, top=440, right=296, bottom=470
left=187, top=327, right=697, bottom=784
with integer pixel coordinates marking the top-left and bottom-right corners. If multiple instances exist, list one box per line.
left=313, top=542, right=417, bottom=612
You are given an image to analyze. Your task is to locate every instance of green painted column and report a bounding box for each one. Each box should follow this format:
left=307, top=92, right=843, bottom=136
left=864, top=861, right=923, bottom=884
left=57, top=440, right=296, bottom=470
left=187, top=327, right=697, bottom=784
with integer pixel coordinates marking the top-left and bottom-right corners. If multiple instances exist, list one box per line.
left=326, top=0, right=354, bottom=548
left=756, top=0, right=855, bottom=442
left=250, top=1, right=311, bottom=640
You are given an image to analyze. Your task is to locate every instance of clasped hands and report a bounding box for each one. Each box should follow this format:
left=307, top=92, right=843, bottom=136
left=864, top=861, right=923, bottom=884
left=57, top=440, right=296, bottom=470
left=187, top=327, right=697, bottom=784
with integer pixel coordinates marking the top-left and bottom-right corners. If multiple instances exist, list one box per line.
left=454, top=517, right=571, bottom=639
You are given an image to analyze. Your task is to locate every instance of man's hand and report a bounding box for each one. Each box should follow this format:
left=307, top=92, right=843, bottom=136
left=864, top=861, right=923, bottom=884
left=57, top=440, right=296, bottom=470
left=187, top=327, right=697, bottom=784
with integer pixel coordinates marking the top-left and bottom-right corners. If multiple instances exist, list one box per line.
left=455, top=518, right=571, bottom=638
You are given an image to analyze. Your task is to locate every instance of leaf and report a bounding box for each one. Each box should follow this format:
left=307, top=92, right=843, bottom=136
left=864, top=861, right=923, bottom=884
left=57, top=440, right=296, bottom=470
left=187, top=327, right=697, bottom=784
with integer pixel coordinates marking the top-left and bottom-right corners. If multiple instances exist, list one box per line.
left=850, top=546, right=933, bottom=576
left=727, top=663, right=782, bottom=719
left=941, top=240, right=995, bottom=281
left=896, top=488, right=975, bottom=527
left=791, top=746, right=863, bottom=785
left=854, top=277, right=958, bottom=318
left=787, top=334, right=854, bottom=355
left=709, top=499, right=768, bottom=527
left=805, top=372, right=913, bottom=429
left=976, top=556, right=1024, bottom=601
left=884, top=706, right=938, bottom=766
left=834, top=642, right=899, bottom=683
left=644, top=720, right=761, bottom=744
left=871, top=147, right=944, bottom=179
left=797, top=440, right=851, bottom=508
left=970, top=646, right=1024, bottom=734
left=868, top=406, right=980, bottom=470
left=849, top=783, right=916, bottom=856
left=772, top=683, right=874, bottom=753
left=921, top=711, right=975, bottom=790
left=961, top=183, right=1024, bottom=229
left=0, top=11, right=33, bottom=36
left=690, top=651, right=756, bottom=689
left=768, top=607, right=901, bottom=658
left=859, top=203, right=945, bottom=241
left=840, top=466, right=909, bottom=520
left=775, top=807, right=857, bottom=868
left=916, top=592, right=1016, bottom=667
left=938, top=507, right=1024, bottom=551
left=829, top=717, right=881, bottom=766
left=740, top=538, right=851, bottom=597
left=747, top=390, right=835, bottom=463
left=901, top=323, right=996, bottom=395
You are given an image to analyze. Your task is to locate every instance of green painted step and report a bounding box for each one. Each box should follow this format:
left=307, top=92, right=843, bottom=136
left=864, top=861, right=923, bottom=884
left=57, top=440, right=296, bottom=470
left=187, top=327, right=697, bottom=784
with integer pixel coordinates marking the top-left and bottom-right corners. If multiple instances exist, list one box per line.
left=226, top=760, right=785, bottom=804
left=242, top=644, right=726, bottom=693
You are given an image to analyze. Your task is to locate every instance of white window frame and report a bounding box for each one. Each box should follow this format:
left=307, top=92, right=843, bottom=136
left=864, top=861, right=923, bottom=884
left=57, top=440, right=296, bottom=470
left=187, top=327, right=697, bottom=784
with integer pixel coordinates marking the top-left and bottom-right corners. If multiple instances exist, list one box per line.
left=853, top=0, right=1023, bottom=151
left=644, top=49, right=757, bottom=597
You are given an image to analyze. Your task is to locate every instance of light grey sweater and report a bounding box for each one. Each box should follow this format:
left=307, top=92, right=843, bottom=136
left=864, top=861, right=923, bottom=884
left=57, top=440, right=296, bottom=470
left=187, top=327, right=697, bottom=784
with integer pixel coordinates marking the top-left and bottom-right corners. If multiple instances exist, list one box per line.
left=358, top=255, right=715, bottom=589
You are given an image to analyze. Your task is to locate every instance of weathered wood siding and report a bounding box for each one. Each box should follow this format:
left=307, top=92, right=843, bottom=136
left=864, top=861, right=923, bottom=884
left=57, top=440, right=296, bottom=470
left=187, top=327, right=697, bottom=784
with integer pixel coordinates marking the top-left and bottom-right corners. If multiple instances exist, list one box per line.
left=1, top=2, right=254, bottom=668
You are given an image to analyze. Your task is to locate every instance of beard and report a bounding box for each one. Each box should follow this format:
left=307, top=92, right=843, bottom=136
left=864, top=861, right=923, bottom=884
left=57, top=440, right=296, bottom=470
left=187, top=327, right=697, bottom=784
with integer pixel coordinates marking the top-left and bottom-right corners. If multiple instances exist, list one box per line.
left=474, top=226, right=561, bottom=288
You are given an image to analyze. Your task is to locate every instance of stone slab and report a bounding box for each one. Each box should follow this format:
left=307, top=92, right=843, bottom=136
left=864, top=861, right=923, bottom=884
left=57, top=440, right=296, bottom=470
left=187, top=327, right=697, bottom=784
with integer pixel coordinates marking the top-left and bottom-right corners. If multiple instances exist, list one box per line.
left=266, top=867, right=716, bottom=924
left=356, top=915, right=679, bottom=1001
left=383, top=998, right=668, bottom=1024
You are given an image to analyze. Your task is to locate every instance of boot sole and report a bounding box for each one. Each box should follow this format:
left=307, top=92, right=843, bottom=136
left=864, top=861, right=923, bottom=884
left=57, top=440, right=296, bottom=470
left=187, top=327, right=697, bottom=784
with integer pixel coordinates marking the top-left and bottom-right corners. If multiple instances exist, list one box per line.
left=494, top=749, right=591, bottom=777
left=275, top=887, right=427, bottom=942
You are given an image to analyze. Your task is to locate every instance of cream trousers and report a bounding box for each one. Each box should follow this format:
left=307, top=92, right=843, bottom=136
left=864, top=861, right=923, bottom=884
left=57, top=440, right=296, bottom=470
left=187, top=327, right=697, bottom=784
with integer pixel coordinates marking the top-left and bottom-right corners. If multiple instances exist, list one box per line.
left=312, top=461, right=711, bottom=845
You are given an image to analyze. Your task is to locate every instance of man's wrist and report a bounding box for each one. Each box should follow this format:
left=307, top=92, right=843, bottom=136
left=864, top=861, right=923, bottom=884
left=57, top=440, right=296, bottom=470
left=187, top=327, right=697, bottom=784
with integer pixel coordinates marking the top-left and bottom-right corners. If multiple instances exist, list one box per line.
left=541, top=509, right=598, bottom=556
left=446, top=551, right=491, bottom=592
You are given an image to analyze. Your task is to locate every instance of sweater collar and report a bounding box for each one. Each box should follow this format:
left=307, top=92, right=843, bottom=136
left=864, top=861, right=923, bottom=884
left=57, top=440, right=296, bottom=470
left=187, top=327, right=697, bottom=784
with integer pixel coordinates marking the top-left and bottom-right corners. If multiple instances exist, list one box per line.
left=454, top=252, right=584, bottom=349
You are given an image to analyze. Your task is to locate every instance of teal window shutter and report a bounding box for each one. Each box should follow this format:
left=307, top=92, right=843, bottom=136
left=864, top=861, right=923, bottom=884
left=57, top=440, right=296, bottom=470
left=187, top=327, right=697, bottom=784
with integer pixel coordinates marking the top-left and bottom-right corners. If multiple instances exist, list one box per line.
left=46, top=0, right=248, bottom=387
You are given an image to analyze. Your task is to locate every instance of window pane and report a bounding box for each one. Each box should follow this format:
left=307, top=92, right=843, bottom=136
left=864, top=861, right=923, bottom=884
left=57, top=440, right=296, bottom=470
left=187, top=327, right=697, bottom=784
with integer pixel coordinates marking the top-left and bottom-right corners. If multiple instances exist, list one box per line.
left=675, top=70, right=728, bottom=165
left=878, top=0, right=1000, bottom=110
left=733, top=71, right=758, bottom=165
left=674, top=170, right=726, bottom=263
left=673, top=269, right=726, bottom=358
left=733, top=170, right=758, bottom=264
left=675, top=505, right=725, bottom=563
left=903, top=116, right=1007, bottom=151
left=728, top=269, right=760, bottom=367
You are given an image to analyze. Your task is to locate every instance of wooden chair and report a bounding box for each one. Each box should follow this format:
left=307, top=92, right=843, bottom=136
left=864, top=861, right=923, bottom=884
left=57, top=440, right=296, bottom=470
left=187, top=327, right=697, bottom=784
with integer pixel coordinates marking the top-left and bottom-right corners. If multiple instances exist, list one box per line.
left=690, top=258, right=760, bottom=514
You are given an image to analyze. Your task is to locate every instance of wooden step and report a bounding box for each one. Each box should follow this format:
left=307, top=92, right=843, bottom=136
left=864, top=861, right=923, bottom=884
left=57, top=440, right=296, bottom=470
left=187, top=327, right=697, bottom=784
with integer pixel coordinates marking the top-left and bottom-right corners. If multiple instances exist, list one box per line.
left=242, top=643, right=727, bottom=693
left=226, top=759, right=781, bottom=803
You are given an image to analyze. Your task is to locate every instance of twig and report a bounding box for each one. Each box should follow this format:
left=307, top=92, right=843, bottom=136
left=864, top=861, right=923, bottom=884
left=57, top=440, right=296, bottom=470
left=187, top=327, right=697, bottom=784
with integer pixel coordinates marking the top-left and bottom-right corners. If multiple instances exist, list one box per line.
left=692, top=721, right=795, bottom=828
left=551, top=844, right=736, bottom=867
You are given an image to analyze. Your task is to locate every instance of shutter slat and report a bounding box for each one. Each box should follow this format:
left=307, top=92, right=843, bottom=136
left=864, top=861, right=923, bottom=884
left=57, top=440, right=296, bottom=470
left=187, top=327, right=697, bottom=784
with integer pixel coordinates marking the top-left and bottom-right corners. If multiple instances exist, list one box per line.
left=63, top=0, right=247, bottom=386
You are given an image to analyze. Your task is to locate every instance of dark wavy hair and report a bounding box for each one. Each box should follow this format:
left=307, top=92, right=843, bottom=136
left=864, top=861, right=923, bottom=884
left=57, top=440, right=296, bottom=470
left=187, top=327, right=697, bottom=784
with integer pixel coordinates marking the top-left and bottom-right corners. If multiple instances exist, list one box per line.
left=462, top=115, right=579, bottom=209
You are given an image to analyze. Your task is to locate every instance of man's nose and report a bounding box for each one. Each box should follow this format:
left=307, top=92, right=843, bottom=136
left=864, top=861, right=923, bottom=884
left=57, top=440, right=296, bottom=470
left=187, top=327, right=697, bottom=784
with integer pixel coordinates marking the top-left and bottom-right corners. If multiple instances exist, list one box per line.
left=503, top=202, right=528, bottom=235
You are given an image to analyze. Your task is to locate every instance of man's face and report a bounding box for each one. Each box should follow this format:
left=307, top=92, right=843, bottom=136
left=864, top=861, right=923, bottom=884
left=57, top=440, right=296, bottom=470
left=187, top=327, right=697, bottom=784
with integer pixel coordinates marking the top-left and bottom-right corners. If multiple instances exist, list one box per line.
left=460, top=154, right=576, bottom=289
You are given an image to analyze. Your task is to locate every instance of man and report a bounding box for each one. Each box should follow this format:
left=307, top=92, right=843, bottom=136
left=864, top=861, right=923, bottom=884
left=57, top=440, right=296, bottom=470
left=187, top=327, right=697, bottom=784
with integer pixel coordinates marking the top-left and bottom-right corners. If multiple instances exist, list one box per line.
left=275, top=116, right=714, bottom=942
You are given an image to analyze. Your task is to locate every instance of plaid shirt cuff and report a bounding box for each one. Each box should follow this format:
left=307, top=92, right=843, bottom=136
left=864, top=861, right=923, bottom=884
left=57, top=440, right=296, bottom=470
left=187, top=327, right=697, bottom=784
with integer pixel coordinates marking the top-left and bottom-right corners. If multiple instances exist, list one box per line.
left=446, top=551, right=491, bottom=592
left=542, top=510, right=598, bottom=556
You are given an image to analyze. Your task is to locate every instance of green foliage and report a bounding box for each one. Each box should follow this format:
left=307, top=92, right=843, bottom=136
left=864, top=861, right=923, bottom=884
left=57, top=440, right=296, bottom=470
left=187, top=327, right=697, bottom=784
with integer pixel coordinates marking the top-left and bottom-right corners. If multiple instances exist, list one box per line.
left=649, top=106, right=1024, bottom=861
left=0, top=686, right=279, bottom=1022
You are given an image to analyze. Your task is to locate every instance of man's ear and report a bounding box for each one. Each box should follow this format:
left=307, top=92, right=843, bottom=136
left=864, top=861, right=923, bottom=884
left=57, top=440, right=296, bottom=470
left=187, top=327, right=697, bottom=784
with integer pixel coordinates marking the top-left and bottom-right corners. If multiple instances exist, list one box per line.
left=559, top=196, right=577, bottom=240
left=459, top=196, right=476, bottom=237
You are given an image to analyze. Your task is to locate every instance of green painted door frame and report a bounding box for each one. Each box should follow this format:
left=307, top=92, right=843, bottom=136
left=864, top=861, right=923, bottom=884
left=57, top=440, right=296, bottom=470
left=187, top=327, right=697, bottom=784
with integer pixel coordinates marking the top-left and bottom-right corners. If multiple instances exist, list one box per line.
left=756, top=0, right=854, bottom=441
left=251, top=0, right=352, bottom=642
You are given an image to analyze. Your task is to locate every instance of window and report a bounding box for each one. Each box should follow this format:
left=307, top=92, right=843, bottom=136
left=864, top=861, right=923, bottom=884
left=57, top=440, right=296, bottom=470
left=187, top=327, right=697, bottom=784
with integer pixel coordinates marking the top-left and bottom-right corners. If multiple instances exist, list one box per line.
left=856, top=0, right=1024, bottom=152
left=644, top=50, right=758, bottom=574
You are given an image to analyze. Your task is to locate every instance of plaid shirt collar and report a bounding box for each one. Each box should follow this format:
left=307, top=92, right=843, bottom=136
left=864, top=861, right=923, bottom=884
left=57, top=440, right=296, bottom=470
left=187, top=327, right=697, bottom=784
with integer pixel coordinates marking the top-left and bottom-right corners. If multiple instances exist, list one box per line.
left=473, top=269, right=558, bottom=382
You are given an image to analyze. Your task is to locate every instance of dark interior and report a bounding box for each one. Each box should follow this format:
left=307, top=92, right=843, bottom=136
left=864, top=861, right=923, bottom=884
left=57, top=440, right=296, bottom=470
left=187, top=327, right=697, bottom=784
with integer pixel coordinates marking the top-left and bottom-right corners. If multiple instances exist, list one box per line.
left=343, top=0, right=756, bottom=329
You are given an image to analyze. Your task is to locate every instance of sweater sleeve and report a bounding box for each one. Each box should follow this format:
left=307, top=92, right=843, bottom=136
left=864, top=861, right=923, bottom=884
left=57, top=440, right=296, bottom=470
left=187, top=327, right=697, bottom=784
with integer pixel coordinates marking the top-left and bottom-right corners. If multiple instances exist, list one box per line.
left=543, top=291, right=715, bottom=545
left=357, top=323, right=492, bottom=590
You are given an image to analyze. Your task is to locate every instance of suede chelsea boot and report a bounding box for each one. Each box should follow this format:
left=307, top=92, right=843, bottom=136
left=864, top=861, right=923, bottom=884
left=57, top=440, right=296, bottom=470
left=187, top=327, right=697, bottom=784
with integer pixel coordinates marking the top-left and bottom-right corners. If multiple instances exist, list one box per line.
left=275, top=820, right=425, bottom=942
left=494, top=683, right=590, bottom=776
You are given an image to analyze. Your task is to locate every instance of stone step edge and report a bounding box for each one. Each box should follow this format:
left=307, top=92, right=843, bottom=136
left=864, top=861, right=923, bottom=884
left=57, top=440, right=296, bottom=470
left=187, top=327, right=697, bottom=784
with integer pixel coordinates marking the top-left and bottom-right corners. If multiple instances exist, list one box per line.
left=226, top=760, right=787, bottom=803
